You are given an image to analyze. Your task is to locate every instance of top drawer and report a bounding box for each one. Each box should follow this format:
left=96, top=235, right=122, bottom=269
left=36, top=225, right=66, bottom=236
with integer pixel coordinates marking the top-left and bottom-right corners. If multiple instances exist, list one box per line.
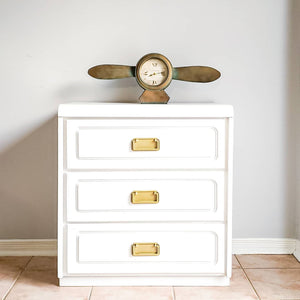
left=65, top=119, right=227, bottom=170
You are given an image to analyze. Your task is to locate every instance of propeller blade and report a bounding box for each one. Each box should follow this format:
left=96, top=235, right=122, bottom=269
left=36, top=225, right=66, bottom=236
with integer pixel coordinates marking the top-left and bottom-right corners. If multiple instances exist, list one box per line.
left=88, top=65, right=135, bottom=79
left=173, top=66, right=221, bottom=82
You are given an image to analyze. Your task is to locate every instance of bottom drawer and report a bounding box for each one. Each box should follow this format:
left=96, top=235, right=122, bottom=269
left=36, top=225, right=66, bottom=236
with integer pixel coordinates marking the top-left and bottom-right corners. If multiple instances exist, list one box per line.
left=67, top=223, right=226, bottom=275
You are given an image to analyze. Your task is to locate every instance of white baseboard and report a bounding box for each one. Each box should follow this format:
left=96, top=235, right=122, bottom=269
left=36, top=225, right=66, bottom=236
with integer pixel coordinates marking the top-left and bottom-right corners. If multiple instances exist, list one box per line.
left=0, top=239, right=57, bottom=256
left=294, top=239, right=300, bottom=262
left=0, top=238, right=298, bottom=258
left=233, top=238, right=296, bottom=255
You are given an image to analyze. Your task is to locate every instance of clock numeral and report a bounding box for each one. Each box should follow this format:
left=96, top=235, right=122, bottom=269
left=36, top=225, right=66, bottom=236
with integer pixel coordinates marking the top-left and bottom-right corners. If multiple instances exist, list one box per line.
left=153, top=80, right=157, bottom=85
left=152, top=63, right=157, bottom=67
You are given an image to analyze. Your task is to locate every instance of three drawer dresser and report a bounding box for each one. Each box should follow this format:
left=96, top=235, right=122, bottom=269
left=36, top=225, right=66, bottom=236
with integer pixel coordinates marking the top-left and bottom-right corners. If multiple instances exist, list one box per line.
left=58, top=103, right=234, bottom=286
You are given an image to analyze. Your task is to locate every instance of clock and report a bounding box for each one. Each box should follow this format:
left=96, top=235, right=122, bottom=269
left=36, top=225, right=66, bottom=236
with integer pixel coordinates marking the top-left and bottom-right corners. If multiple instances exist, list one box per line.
left=135, top=53, right=173, bottom=91
left=88, top=53, right=220, bottom=103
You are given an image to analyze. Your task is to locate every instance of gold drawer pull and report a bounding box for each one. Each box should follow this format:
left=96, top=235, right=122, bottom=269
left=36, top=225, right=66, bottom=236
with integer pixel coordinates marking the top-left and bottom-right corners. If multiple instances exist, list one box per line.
left=131, top=191, right=159, bottom=204
left=132, top=243, right=160, bottom=256
left=131, top=138, right=160, bottom=151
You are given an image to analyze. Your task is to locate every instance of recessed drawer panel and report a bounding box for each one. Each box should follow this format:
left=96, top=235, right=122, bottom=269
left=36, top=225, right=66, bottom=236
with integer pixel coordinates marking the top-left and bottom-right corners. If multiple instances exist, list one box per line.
left=67, top=223, right=226, bottom=275
left=66, top=171, right=225, bottom=222
left=65, top=119, right=226, bottom=170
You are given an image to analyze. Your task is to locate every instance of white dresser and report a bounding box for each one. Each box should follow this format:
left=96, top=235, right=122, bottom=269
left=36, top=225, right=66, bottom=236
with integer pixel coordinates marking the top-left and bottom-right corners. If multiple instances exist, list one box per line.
left=57, top=103, right=234, bottom=286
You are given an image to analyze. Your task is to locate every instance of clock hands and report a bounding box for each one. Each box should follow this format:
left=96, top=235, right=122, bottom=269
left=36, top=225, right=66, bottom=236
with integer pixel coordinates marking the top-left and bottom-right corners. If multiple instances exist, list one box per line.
left=147, top=71, right=166, bottom=77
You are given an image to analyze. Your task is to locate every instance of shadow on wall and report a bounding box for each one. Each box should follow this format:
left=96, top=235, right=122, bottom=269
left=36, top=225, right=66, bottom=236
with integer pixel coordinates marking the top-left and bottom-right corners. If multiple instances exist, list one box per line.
left=0, top=117, right=57, bottom=239
left=285, top=0, right=300, bottom=237
left=287, top=0, right=300, bottom=238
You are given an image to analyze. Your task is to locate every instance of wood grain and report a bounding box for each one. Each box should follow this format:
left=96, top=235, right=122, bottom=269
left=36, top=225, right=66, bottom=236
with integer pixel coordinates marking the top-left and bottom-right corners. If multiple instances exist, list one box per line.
left=88, top=65, right=135, bottom=79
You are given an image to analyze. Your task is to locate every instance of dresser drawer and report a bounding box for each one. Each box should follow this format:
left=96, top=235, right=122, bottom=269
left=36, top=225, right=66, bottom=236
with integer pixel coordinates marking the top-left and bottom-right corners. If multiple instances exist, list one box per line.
left=66, top=223, right=226, bottom=275
left=65, top=118, right=226, bottom=170
left=66, top=171, right=225, bottom=222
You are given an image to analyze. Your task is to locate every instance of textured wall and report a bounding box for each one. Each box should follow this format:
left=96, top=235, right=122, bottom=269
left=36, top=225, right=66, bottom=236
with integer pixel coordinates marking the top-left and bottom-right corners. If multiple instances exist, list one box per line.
left=0, top=0, right=297, bottom=238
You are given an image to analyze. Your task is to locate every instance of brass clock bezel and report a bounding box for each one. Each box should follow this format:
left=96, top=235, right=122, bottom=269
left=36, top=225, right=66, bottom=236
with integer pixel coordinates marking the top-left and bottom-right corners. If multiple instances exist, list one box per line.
left=135, top=53, right=173, bottom=91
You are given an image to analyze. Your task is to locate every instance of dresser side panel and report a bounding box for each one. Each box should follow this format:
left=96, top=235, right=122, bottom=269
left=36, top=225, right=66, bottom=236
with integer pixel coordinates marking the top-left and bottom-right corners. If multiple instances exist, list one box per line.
left=57, top=117, right=64, bottom=278
left=226, top=117, right=234, bottom=278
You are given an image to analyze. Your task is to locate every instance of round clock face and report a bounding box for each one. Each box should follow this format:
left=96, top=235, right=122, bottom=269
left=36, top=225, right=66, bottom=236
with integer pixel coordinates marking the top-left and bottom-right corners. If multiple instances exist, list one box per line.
left=139, top=58, right=168, bottom=86
left=136, top=54, right=173, bottom=90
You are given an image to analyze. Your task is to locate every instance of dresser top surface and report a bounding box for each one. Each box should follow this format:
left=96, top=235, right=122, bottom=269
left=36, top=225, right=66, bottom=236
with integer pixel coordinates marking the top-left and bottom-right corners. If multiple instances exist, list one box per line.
left=58, top=102, right=233, bottom=118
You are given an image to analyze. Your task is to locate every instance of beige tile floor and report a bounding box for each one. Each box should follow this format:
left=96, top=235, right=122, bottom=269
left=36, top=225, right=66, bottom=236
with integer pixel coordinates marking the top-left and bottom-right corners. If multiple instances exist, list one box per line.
left=0, top=255, right=299, bottom=300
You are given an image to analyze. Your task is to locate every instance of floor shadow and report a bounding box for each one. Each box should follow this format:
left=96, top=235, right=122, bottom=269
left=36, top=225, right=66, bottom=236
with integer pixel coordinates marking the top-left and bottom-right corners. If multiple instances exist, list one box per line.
left=0, top=116, right=57, bottom=239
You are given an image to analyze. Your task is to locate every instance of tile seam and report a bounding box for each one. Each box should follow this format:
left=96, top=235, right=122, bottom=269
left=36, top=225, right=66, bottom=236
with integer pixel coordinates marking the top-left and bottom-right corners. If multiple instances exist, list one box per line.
left=236, top=256, right=261, bottom=299
left=3, top=256, right=33, bottom=300
left=242, top=268, right=261, bottom=300
left=172, top=286, right=176, bottom=300
left=235, top=254, right=300, bottom=270
left=88, top=286, right=93, bottom=300
left=234, top=254, right=243, bottom=269
left=242, top=268, right=300, bottom=270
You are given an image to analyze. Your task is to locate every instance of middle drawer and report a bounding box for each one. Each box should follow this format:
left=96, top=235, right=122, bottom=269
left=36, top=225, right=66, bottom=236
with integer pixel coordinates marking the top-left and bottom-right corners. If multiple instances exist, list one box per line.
left=66, top=171, right=226, bottom=222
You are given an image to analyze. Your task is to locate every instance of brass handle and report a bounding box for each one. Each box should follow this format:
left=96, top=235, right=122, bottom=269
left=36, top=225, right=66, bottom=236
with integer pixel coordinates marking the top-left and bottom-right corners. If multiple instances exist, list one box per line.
left=131, top=138, right=160, bottom=151
left=132, top=243, right=160, bottom=256
left=131, top=191, right=159, bottom=204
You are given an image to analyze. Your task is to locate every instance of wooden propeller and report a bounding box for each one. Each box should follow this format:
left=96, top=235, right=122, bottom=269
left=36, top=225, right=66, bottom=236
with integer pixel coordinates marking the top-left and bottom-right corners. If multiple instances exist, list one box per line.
left=88, top=56, right=221, bottom=104
left=88, top=65, right=220, bottom=83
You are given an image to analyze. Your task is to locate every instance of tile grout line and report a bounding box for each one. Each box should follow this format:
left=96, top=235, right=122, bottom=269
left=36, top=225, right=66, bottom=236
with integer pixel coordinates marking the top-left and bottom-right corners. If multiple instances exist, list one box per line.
left=234, top=255, right=300, bottom=270
left=171, top=286, right=176, bottom=300
left=242, top=269, right=261, bottom=300
left=88, top=286, right=93, bottom=300
left=2, top=270, right=23, bottom=300
left=238, top=270, right=261, bottom=299
left=234, top=254, right=243, bottom=269
left=242, top=267, right=300, bottom=269
left=235, top=255, right=261, bottom=300
left=3, top=256, right=33, bottom=300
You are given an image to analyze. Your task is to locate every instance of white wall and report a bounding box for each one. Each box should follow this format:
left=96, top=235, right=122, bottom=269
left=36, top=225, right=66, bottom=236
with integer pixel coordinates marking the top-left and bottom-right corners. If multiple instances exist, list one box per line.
left=0, top=0, right=297, bottom=239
